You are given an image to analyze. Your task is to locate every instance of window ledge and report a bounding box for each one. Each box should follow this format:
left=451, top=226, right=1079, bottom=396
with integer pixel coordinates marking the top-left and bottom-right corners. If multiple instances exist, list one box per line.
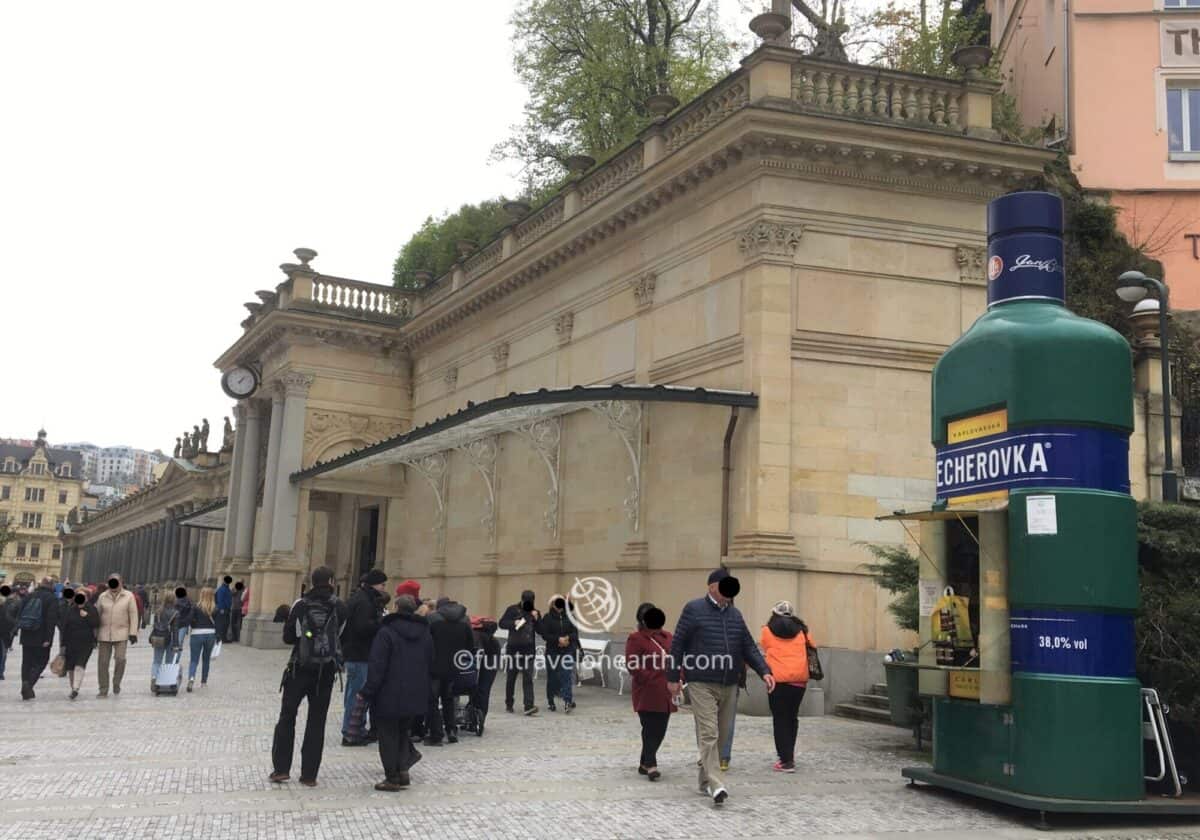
left=1169, top=152, right=1200, bottom=161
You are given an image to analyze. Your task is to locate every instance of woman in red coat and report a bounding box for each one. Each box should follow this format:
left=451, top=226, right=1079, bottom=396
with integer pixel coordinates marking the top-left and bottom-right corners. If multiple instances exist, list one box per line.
left=624, top=602, right=676, bottom=781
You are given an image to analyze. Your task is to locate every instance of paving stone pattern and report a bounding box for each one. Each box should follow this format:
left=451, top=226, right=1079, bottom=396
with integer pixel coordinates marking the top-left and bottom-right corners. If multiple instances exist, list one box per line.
left=0, top=643, right=1198, bottom=839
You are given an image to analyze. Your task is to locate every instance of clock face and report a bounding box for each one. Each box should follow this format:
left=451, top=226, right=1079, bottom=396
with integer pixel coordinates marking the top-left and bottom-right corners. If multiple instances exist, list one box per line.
left=222, top=367, right=258, bottom=399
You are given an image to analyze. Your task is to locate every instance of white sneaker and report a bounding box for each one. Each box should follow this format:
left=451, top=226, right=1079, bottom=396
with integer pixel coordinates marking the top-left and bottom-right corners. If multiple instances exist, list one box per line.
left=711, top=786, right=728, bottom=805
left=698, top=783, right=711, bottom=797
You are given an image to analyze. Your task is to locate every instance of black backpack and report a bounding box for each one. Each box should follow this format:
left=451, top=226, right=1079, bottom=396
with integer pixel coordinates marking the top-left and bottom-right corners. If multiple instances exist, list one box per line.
left=149, top=607, right=178, bottom=648
left=295, top=598, right=342, bottom=669
left=508, top=610, right=536, bottom=647
left=17, top=595, right=43, bottom=632
left=0, top=597, right=20, bottom=639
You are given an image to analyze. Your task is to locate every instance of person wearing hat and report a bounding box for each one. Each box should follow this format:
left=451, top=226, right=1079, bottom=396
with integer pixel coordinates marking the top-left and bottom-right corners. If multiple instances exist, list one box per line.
left=667, top=567, right=774, bottom=806
left=270, top=566, right=348, bottom=787
left=338, top=569, right=389, bottom=745
left=395, top=580, right=421, bottom=602
left=625, top=602, right=677, bottom=781
left=760, top=601, right=816, bottom=773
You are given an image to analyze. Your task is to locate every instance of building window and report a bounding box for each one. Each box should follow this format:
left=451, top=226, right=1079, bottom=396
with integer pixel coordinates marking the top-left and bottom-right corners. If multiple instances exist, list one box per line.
left=55, top=515, right=64, bottom=528
left=15, top=543, right=25, bottom=558
left=58, top=490, right=67, bottom=505
left=21, top=513, right=43, bottom=529
left=0, top=485, right=8, bottom=501
left=30, top=543, right=39, bottom=559
left=1166, top=0, right=1200, bottom=8
left=24, top=487, right=45, bottom=503
left=3, top=459, right=14, bottom=473
left=31, top=463, right=45, bottom=476
left=1168, top=84, right=1200, bottom=157
left=52, top=544, right=61, bottom=561
left=59, top=464, right=71, bottom=477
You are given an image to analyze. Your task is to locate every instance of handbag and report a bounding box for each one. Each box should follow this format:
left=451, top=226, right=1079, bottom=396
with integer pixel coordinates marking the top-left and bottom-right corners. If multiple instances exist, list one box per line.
left=345, top=692, right=369, bottom=742
left=211, top=640, right=222, bottom=659
left=805, top=633, right=824, bottom=682
left=50, top=654, right=66, bottom=678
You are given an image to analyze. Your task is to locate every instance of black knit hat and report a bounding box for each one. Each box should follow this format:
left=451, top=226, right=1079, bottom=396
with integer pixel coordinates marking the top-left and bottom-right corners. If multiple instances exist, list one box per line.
left=707, top=567, right=730, bottom=585
left=311, top=566, right=334, bottom=588
left=362, top=568, right=387, bottom=586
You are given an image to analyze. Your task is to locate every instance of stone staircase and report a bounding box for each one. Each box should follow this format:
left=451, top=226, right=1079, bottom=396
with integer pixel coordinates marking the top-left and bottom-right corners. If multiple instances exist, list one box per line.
left=833, top=682, right=896, bottom=725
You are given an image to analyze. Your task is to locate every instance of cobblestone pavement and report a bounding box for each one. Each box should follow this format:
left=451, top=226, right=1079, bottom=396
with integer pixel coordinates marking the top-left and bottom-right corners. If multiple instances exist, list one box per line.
left=1, top=642, right=1199, bottom=839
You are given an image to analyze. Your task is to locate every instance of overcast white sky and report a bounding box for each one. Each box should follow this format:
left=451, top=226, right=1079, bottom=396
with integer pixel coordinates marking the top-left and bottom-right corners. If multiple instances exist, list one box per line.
left=0, top=1, right=752, bottom=455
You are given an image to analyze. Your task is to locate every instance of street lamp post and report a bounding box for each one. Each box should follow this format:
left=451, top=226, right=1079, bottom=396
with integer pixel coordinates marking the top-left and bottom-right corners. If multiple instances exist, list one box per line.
left=1117, top=270, right=1179, bottom=502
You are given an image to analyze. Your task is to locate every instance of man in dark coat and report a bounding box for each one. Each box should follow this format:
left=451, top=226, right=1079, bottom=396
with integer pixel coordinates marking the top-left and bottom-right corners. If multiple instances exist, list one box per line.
left=269, top=567, right=348, bottom=787
left=668, top=568, right=774, bottom=806
left=426, top=597, right=475, bottom=745
left=340, top=569, right=389, bottom=746
left=18, top=577, right=59, bottom=700
left=360, top=594, right=433, bottom=791
left=537, top=594, right=580, bottom=712
left=498, top=589, right=540, bottom=715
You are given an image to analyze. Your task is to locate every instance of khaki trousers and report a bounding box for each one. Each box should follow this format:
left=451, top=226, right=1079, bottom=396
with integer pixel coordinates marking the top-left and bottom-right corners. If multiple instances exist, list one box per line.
left=97, top=641, right=128, bottom=694
left=689, top=681, right=738, bottom=794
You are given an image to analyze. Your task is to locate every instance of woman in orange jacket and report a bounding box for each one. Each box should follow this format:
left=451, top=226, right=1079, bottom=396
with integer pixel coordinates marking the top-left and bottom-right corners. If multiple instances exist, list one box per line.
left=759, top=601, right=815, bottom=773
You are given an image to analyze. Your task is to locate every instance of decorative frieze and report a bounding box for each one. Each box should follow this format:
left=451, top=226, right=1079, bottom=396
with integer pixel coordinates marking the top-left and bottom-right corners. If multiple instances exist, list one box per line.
left=555, top=312, right=575, bottom=346
left=631, top=272, right=657, bottom=310
left=955, top=245, right=987, bottom=283
left=304, top=411, right=405, bottom=451
left=737, top=221, right=803, bottom=261
left=280, top=371, right=314, bottom=396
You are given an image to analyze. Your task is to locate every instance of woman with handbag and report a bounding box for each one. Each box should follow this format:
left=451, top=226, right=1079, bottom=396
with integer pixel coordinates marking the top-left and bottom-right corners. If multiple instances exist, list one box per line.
left=759, top=601, right=816, bottom=773
left=62, top=590, right=100, bottom=700
left=186, top=587, right=219, bottom=693
left=624, top=602, right=676, bottom=781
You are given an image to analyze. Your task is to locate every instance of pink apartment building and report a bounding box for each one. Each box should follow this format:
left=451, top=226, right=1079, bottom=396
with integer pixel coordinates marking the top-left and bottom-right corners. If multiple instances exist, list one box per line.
left=992, top=0, right=1200, bottom=309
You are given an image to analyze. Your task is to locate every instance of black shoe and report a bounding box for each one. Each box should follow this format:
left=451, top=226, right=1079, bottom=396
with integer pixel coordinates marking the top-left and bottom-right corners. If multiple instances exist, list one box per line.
left=524, top=706, right=539, bottom=716
left=565, top=701, right=576, bottom=713
left=20, top=683, right=33, bottom=701
left=342, top=737, right=367, bottom=747
left=365, top=732, right=378, bottom=744
left=505, top=704, right=514, bottom=713
left=447, top=733, right=458, bottom=744
left=69, top=690, right=78, bottom=700
left=638, top=766, right=649, bottom=776
left=423, top=737, right=443, bottom=747
left=406, top=747, right=422, bottom=769
left=547, top=702, right=557, bottom=712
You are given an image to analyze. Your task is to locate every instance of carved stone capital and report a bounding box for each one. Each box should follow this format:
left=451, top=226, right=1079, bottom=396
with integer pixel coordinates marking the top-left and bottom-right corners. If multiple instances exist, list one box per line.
left=955, top=245, right=987, bottom=283
left=555, top=312, right=575, bottom=346
left=492, top=342, right=510, bottom=371
left=280, top=371, right=314, bottom=397
left=737, top=221, right=803, bottom=261
left=631, top=271, right=657, bottom=310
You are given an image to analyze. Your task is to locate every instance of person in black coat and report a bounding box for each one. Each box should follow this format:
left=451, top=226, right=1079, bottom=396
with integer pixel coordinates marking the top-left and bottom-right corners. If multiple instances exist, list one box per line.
left=19, top=578, right=59, bottom=700
left=426, top=599, right=475, bottom=745
left=340, top=569, right=389, bottom=746
left=360, top=595, right=433, bottom=791
left=498, top=589, right=540, bottom=715
left=467, top=617, right=501, bottom=735
left=538, top=594, right=581, bottom=712
left=62, top=591, right=99, bottom=700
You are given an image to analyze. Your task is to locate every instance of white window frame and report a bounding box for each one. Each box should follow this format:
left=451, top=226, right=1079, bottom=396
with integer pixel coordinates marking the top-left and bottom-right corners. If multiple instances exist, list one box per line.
left=1158, top=72, right=1200, bottom=160
left=1163, top=0, right=1200, bottom=10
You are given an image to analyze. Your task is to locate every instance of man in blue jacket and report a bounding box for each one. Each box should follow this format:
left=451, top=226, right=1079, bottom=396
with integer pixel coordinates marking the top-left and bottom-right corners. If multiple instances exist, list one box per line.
left=214, top=576, right=234, bottom=642
left=668, top=568, right=774, bottom=806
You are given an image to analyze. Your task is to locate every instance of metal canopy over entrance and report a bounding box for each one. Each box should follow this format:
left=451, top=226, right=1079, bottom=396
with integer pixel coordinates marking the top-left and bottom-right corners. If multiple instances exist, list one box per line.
left=292, top=384, right=758, bottom=484
left=178, top=498, right=228, bottom=530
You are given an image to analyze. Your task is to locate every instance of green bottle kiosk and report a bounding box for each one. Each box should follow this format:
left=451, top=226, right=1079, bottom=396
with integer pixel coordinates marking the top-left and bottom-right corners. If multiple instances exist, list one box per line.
left=895, top=191, right=1200, bottom=820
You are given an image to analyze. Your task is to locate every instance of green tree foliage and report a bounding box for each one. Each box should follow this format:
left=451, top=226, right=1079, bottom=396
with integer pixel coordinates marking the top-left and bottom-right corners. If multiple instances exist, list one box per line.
left=868, top=0, right=986, bottom=76
left=495, top=0, right=734, bottom=189
left=392, top=200, right=511, bottom=289
left=861, top=542, right=920, bottom=632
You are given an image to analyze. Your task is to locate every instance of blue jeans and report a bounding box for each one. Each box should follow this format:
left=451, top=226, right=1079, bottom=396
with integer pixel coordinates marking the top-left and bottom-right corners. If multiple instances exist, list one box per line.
left=343, top=661, right=369, bottom=738
left=0, top=640, right=7, bottom=679
left=546, top=652, right=574, bottom=705
left=188, top=634, right=215, bottom=681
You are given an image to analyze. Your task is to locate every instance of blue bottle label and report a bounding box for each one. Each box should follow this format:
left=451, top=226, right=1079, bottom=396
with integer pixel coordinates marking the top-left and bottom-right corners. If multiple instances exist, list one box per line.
left=988, top=231, right=1065, bottom=306
left=1010, top=609, right=1136, bottom=678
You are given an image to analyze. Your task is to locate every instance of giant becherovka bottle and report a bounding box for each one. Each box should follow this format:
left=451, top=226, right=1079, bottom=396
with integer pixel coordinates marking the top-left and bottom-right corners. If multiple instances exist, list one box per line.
left=931, top=191, right=1142, bottom=801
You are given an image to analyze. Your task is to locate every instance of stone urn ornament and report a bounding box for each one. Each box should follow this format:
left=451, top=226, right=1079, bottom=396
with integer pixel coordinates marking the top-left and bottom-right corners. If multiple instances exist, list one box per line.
left=456, top=239, right=477, bottom=259
left=503, top=199, right=531, bottom=221
left=748, top=12, right=790, bottom=44
left=645, top=93, right=679, bottom=121
left=413, top=269, right=434, bottom=287
left=951, top=45, right=993, bottom=79
left=565, top=154, right=596, bottom=178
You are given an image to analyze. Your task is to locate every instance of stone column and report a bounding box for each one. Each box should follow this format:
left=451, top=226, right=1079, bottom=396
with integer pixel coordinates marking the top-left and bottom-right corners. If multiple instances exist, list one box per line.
left=222, top=407, right=246, bottom=567
left=164, top=519, right=179, bottom=584
left=268, top=372, right=313, bottom=556
left=255, top=387, right=285, bottom=558
left=233, top=400, right=264, bottom=564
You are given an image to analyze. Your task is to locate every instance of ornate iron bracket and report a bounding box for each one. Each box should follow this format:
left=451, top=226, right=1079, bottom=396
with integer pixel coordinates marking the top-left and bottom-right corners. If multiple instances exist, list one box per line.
left=456, top=436, right=499, bottom=546
left=403, top=451, right=448, bottom=556
left=587, top=400, right=644, bottom=532
left=513, top=417, right=562, bottom=538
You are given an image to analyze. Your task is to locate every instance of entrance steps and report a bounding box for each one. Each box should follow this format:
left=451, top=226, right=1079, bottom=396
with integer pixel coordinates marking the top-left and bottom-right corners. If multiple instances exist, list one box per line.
left=834, top=682, right=894, bottom=725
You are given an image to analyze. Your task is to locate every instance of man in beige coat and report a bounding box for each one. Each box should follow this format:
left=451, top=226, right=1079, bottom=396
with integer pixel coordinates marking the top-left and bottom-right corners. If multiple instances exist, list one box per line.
left=95, top=573, right=139, bottom=696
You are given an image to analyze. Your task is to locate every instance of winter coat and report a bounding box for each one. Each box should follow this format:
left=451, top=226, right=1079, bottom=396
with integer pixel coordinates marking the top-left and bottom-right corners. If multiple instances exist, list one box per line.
left=281, top=586, right=348, bottom=664
left=429, top=601, right=475, bottom=678
left=174, top=597, right=195, bottom=630
left=341, top=585, right=387, bottom=662
left=498, top=598, right=539, bottom=652
left=625, top=628, right=677, bottom=713
left=537, top=606, right=580, bottom=654
left=760, top=614, right=815, bottom=684
left=472, top=619, right=501, bottom=669
left=215, top=584, right=233, bottom=612
left=96, top=586, right=140, bottom=643
left=19, top=585, right=60, bottom=647
left=189, top=605, right=216, bottom=631
left=668, top=595, right=770, bottom=686
left=361, top=612, right=433, bottom=720
left=62, top=603, right=100, bottom=661
left=0, top=595, right=19, bottom=645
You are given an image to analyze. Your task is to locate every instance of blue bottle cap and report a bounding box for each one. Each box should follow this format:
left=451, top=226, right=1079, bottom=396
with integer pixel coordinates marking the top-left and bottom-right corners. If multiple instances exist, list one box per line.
left=986, top=191, right=1065, bottom=306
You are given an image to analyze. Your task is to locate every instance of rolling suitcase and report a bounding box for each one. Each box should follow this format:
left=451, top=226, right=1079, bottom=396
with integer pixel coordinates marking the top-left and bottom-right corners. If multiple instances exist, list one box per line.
left=153, top=648, right=183, bottom=696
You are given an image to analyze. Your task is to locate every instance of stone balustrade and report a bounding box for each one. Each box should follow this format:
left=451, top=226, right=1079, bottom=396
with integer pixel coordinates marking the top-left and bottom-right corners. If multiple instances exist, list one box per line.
left=310, top=276, right=413, bottom=319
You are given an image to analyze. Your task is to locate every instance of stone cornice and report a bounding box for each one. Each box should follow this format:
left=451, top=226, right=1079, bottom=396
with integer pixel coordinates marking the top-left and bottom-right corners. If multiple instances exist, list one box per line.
left=213, top=308, right=404, bottom=372
left=791, top=330, right=946, bottom=371
left=395, top=105, right=1050, bottom=353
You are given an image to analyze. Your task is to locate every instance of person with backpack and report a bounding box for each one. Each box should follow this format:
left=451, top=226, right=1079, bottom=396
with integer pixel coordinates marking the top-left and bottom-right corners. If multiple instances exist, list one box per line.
left=340, top=569, right=389, bottom=747
left=538, top=594, right=580, bottom=713
left=18, top=577, right=59, bottom=700
left=426, top=596, right=475, bottom=745
left=0, top=585, right=20, bottom=680
left=149, top=591, right=181, bottom=688
left=186, top=587, right=219, bottom=692
left=269, top=566, right=347, bottom=787
left=760, top=601, right=816, bottom=773
left=62, top=589, right=100, bottom=700
left=359, top=594, right=433, bottom=791
left=499, top=589, right=540, bottom=716
left=95, top=574, right=139, bottom=698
